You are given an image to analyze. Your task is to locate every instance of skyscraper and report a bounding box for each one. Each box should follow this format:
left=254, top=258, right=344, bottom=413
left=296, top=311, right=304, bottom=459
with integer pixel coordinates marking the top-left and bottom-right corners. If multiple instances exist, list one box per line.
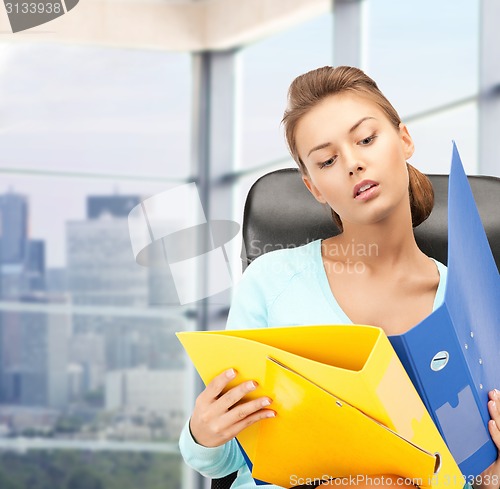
left=67, top=214, right=149, bottom=308
left=0, top=192, right=46, bottom=298
left=87, top=195, right=140, bottom=220
left=25, top=239, right=46, bottom=291
left=0, top=192, right=28, bottom=265
left=0, top=294, right=69, bottom=409
left=0, top=192, right=57, bottom=408
left=67, top=194, right=184, bottom=377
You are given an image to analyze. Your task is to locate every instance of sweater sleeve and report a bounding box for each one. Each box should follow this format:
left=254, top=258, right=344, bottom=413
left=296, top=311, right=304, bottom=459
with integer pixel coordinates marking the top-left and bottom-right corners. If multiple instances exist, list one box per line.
left=226, top=256, right=270, bottom=330
left=178, top=420, right=245, bottom=479
left=178, top=255, right=271, bottom=478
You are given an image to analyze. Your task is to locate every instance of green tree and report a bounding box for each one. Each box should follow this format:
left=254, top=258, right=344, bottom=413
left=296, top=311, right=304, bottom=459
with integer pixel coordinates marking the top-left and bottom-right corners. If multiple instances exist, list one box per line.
left=0, top=470, right=22, bottom=489
left=65, top=469, right=104, bottom=489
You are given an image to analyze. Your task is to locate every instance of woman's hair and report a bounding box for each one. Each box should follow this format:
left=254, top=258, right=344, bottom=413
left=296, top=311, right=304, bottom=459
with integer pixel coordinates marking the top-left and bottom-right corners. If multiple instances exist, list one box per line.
left=282, top=65, right=434, bottom=230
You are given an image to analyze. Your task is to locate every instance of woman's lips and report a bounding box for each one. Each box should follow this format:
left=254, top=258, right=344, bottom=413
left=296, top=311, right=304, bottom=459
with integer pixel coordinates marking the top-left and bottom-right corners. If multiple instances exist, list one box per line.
left=352, top=180, right=378, bottom=199
left=354, top=183, right=379, bottom=200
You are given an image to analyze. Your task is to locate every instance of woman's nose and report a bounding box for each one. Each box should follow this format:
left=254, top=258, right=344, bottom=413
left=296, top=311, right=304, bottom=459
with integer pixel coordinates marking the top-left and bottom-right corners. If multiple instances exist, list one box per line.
left=344, top=148, right=365, bottom=176
left=346, top=155, right=365, bottom=176
left=348, top=165, right=364, bottom=176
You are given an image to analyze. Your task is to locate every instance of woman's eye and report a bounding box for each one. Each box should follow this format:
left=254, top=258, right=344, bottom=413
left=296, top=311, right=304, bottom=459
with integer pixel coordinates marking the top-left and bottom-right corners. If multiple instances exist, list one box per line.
left=319, top=157, right=336, bottom=169
left=359, top=135, right=376, bottom=145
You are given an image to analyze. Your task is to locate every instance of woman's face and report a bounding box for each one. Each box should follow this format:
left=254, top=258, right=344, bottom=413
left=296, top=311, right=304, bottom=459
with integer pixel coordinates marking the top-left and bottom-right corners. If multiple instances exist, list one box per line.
left=296, top=93, right=414, bottom=229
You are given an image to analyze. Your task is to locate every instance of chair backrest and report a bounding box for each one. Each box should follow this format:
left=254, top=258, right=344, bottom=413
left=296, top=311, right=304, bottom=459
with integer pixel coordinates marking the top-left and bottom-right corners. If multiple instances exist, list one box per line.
left=210, top=168, right=500, bottom=489
left=241, top=168, right=500, bottom=270
left=211, top=472, right=237, bottom=489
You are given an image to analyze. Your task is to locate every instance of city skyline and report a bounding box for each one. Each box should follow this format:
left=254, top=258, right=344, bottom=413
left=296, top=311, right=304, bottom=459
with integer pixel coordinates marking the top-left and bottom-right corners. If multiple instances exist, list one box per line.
left=0, top=189, right=187, bottom=446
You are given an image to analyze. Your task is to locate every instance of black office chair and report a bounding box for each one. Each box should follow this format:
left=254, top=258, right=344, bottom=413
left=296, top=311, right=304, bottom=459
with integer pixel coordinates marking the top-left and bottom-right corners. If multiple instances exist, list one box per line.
left=211, top=168, right=500, bottom=489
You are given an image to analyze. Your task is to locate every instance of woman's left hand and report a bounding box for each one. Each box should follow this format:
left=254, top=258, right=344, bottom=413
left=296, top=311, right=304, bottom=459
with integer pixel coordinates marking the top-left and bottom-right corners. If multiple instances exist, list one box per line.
left=475, top=389, right=500, bottom=489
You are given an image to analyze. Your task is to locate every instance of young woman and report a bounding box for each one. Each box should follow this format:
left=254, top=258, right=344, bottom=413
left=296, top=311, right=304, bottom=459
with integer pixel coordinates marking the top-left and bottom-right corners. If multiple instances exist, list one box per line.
left=179, top=66, right=500, bottom=489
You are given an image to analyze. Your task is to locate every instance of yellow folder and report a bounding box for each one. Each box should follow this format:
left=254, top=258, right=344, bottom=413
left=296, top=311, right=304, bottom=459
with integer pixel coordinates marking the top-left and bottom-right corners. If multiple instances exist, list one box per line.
left=177, top=325, right=464, bottom=488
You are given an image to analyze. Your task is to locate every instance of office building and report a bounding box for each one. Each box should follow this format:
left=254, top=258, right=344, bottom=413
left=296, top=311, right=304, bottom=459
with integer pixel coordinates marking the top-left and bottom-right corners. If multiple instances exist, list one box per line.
left=87, top=195, right=140, bottom=220
left=67, top=199, right=148, bottom=308
left=105, top=367, right=184, bottom=417
left=0, top=294, right=69, bottom=409
left=0, top=192, right=28, bottom=265
left=0, top=193, right=46, bottom=297
left=25, top=239, right=46, bottom=291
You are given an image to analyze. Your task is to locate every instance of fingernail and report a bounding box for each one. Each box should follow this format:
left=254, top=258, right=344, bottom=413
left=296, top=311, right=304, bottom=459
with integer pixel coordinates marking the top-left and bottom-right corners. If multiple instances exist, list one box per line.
left=246, top=381, right=257, bottom=391
left=226, top=369, right=236, bottom=379
left=262, top=398, right=271, bottom=407
left=266, top=411, right=276, bottom=418
left=495, top=389, right=500, bottom=397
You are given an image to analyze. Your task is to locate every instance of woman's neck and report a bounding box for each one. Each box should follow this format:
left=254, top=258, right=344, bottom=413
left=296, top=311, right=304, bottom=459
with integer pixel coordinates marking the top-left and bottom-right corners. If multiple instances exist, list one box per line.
left=328, top=206, right=425, bottom=270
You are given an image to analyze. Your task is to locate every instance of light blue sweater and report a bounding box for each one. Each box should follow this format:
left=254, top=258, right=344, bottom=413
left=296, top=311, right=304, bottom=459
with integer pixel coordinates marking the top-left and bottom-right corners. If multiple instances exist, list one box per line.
left=179, top=239, right=448, bottom=489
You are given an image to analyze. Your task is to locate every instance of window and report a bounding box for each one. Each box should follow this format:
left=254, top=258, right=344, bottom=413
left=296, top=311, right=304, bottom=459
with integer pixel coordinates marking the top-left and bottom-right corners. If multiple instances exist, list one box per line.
left=0, top=43, right=191, bottom=488
left=365, top=0, right=480, bottom=173
left=238, top=12, right=333, bottom=171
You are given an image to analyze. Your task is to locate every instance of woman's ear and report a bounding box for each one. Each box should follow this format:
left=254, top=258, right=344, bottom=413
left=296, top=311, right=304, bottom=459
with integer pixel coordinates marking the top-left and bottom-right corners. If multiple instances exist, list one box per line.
left=302, top=174, right=327, bottom=204
left=399, top=123, right=415, bottom=160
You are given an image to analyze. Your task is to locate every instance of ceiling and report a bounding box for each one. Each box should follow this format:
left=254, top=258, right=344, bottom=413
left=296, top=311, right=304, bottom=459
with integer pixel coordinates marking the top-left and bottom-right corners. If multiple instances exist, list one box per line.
left=0, top=0, right=331, bottom=51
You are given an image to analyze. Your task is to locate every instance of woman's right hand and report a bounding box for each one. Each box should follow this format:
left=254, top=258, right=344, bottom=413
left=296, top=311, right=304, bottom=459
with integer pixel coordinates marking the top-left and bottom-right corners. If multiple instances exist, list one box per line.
left=189, top=368, right=275, bottom=448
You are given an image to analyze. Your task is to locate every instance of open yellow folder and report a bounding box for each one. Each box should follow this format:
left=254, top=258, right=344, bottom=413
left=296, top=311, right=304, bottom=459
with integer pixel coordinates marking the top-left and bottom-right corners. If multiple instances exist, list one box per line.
left=177, top=325, right=464, bottom=488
